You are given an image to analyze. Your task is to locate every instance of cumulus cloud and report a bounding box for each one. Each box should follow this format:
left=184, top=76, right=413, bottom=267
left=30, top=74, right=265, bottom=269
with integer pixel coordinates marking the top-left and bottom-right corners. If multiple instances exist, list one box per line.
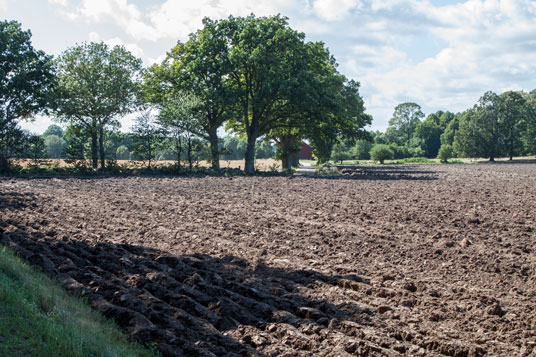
left=54, top=0, right=294, bottom=42
left=46, top=0, right=536, bottom=129
left=312, top=0, right=359, bottom=21
left=48, top=0, right=68, bottom=6
left=88, top=31, right=145, bottom=59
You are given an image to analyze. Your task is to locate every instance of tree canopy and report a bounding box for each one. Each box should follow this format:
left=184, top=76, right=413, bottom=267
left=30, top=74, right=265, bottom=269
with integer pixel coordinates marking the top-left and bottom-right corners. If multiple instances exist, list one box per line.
left=0, top=20, right=55, bottom=170
left=54, top=41, right=142, bottom=169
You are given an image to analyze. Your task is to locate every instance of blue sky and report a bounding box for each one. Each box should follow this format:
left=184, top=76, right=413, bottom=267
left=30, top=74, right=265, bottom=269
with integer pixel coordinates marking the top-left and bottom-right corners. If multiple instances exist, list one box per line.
left=2, top=0, right=536, bottom=133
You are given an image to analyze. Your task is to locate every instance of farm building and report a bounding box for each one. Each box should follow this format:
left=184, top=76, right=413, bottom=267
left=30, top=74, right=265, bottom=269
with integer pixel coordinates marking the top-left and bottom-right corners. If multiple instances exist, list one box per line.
left=298, top=142, right=313, bottom=160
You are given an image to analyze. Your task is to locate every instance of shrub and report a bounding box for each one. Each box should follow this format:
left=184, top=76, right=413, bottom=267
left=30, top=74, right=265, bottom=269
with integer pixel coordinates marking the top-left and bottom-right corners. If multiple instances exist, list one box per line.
left=352, top=140, right=373, bottom=160
left=438, top=144, right=453, bottom=163
left=370, top=144, right=394, bottom=164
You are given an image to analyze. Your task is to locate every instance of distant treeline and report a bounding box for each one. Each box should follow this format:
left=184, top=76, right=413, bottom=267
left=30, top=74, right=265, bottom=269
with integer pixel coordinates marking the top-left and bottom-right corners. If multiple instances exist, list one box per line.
left=331, top=90, right=536, bottom=163
left=7, top=124, right=275, bottom=167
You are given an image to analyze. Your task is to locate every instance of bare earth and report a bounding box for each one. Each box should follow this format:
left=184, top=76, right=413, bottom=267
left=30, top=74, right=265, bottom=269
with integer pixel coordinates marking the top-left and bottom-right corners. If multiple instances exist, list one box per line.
left=1, top=163, right=535, bottom=356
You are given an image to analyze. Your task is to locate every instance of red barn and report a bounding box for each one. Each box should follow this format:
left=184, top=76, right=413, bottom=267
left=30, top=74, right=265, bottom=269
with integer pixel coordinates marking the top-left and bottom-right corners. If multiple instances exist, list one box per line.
left=298, top=142, right=314, bottom=160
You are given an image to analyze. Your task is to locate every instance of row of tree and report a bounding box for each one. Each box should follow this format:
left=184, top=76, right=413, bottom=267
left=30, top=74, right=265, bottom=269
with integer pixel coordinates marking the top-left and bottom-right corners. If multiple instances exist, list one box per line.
left=12, top=123, right=275, bottom=168
left=331, top=91, right=536, bottom=163
left=1, top=15, right=371, bottom=173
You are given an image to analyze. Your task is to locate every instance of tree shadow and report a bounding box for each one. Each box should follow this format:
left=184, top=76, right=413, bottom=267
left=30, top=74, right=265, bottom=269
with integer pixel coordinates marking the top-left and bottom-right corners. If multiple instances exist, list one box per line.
left=0, top=195, right=376, bottom=356
left=303, top=164, right=440, bottom=181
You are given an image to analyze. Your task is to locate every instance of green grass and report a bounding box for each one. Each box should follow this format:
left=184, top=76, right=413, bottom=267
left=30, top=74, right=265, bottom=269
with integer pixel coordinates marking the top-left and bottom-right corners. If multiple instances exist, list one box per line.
left=0, top=245, right=157, bottom=357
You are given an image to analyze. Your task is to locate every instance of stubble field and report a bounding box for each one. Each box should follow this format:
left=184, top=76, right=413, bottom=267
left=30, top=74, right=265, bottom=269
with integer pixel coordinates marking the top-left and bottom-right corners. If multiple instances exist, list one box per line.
left=1, top=163, right=535, bottom=356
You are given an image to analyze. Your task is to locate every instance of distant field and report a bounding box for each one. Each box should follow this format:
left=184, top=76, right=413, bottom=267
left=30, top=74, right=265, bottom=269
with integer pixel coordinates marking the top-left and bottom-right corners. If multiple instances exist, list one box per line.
left=11, top=158, right=282, bottom=171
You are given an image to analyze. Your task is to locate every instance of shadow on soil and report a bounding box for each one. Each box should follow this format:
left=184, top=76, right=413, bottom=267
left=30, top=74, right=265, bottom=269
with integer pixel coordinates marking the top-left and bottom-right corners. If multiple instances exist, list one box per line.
left=305, top=164, right=440, bottom=181
left=0, top=193, right=373, bottom=356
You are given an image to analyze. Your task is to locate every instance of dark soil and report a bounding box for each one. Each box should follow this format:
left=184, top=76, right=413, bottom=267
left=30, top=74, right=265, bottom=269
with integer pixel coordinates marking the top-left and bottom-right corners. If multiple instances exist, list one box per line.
left=1, top=164, right=535, bottom=356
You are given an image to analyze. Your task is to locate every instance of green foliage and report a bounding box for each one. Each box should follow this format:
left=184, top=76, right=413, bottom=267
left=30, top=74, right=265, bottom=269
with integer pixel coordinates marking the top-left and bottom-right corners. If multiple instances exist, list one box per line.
left=370, top=144, right=394, bottom=164
left=0, top=20, right=55, bottom=170
left=44, top=134, right=65, bottom=158
left=438, top=144, right=454, bottom=163
left=54, top=41, right=142, bottom=169
left=0, top=246, right=155, bottom=357
left=440, top=114, right=459, bottom=147
left=131, top=111, right=162, bottom=168
left=453, top=93, right=502, bottom=161
left=411, top=118, right=442, bottom=158
left=158, top=92, right=203, bottom=169
left=393, top=157, right=437, bottom=164
left=116, top=145, right=130, bottom=160
left=385, top=102, right=424, bottom=146
left=387, top=144, right=424, bottom=159
left=330, top=139, right=353, bottom=164
left=43, top=124, right=64, bottom=138
left=497, top=90, right=527, bottom=159
left=256, top=141, right=275, bottom=159
left=522, top=90, right=536, bottom=154
left=351, top=139, right=374, bottom=160
left=144, top=18, right=233, bottom=169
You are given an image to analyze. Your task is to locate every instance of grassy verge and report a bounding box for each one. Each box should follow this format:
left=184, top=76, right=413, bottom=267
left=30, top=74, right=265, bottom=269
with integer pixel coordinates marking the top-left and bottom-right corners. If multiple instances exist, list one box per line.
left=0, top=245, right=156, bottom=357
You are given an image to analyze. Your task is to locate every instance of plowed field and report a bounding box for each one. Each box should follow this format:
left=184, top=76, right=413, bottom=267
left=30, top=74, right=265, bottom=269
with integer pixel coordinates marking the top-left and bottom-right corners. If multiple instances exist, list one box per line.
left=1, top=163, right=535, bottom=356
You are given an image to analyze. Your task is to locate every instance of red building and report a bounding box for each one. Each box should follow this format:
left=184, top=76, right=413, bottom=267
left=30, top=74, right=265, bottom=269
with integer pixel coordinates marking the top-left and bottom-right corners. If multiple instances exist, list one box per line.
left=298, top=142, right=314, bottom=160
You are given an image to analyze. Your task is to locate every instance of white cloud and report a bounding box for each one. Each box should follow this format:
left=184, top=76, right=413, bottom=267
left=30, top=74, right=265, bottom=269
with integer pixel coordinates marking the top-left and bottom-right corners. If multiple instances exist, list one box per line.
left=48, top=0, right=68, bottom=6
left=87, top=31, right=145, bottom=59
left=312, top=0, right=359, bottom=21
left=0, top=0, right=11, bottom=11
left=53, top=0, right=294, bottom=42
left=44, top=0, right=536, bottom=130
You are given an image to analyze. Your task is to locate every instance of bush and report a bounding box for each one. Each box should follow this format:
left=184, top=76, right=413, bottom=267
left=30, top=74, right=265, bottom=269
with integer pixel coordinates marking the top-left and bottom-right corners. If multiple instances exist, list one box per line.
left=396, top=157, right=436, bottom=164
left=352, top=140, right=373, bottom=160
left=438, top=144, right=453, bottom=163
left=370, top=144, right=394, bottom=164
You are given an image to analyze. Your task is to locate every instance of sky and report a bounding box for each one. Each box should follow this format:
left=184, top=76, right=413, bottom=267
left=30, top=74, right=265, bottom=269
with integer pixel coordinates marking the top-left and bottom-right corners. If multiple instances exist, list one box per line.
left=2, top=0, right=536, bottom=134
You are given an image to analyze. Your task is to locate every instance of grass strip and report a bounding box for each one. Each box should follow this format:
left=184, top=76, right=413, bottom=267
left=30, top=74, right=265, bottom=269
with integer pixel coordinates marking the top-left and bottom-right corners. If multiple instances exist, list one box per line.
left=0, top=245, right=158, bottom=357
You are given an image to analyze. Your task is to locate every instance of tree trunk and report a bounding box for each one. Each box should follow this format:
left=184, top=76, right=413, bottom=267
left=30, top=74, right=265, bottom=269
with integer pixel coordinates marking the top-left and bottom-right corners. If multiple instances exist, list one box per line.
left=187, top=136, right=193, bottom=172
left=289, top=151, right=299, bottom=167
left=176, top=136, right=182, bottom=172
left=91, top=131, right=98, bottom=169
left=208, top=126, right=220, bottom=170
left=244, top=127, right=258, bottom=174
left=278, top=135, right=299, bottom=170
left=99, top=127, right=105, bottom=170
left=489, top=156, right=495, bottom=162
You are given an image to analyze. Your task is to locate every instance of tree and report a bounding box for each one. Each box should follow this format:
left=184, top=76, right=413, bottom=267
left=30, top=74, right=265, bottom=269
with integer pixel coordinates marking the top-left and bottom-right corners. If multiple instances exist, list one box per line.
left=144, top=18, right=233, bottom=170
left=454, top=92, right=502, bottom=161
left=330, top=139, right=352, bottom=164
left=116, top=145, right=130, bottom=160
left=131, top=111, right=161, bottom=169
left=497, top=91, right=526, bottom=160
left=222, top=14, right=320, bottom=173
left=522, top=90, right=536, bottom=154
left=0, top=20, right=55, bottom=170
left=385, top=102, right=424, bottom=146
left=25, top=134, right=47, bottom=165
left=411, top=118, right=442, bottom=158
left=158, top=92, right=203, bottom=171
left=54, top=42, right=142, bottom=170
left=370, top=144, right=393, bottom=164
left=43, top=124, right=64, bottom=138
left=352, top=139, right=374, bottom=160
left=44, top=134, right=65, bottom=158
left=440, top=114, right=460, bottom=147
left=438, top=144, right=453, bottom=163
